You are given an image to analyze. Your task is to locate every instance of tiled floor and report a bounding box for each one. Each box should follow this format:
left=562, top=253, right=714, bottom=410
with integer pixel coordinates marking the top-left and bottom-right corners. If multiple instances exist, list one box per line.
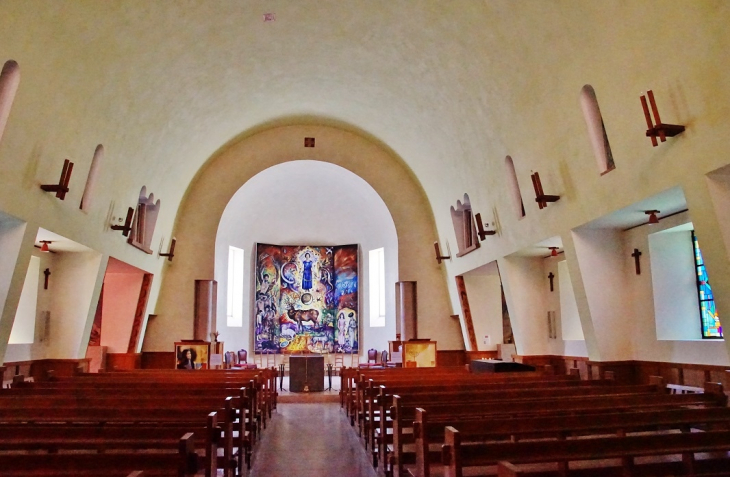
left=250, top=402, right=377, bottom=477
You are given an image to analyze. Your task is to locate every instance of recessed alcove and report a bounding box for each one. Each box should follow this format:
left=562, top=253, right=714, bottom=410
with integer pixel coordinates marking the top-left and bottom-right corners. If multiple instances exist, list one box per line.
left=572, top=186, right=728, bottom=364
left=86, top=257, right=152, bottom=371
left=214, top=160, right=398, bottom=358
left=127, top=186, right=160, bottom=254
left=3, top=228, right=103, bottom=363
left=0, top=60, right=20, bottom=146
left=502, top=236, right=587, bottom=357
left=459, top=261, right=513, bottom=352
left=79, top=145, right=104, bottom=212
left=504, top=156, right=526, bottom=219
left=580, top=85, right=615, bottom=175
left=450, top=193, right=479, bottom=257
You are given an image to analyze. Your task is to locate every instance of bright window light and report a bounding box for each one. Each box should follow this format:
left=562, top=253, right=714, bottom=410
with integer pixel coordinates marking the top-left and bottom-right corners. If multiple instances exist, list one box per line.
left=9, top=255, right=40, bottom=344
left=227, top=246, right=244, bottom=327
left=369, top=248, right=385, bottom=327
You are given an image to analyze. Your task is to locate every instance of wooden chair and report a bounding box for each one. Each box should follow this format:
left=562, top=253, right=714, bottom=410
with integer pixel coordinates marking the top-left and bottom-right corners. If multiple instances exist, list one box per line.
left=265, top=350, right=276, bottom=369
left=232, top=349, right=257, bottom=370
left=380, top=350, right=396, bottom=368
left=349, top=349, right=359, bottom=367
left=334, top=354, right=345, bottom=375
left=359, top=349, right=378, bottom=368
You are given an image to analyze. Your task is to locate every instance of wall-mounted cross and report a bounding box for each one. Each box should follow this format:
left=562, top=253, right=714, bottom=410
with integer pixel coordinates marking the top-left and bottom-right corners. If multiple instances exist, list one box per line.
left=43, top=268, right=51, bottom=290
left=548, top=272, right=555, bottom=292
left=631, top=248, right=642, bottom=275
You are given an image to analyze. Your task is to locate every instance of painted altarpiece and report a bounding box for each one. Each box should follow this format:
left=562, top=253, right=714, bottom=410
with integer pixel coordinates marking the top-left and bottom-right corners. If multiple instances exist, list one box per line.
left=254, top=243, right=359, bottom=354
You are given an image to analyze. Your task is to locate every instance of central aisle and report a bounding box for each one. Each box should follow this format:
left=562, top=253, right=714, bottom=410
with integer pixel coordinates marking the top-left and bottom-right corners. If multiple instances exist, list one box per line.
left=251, top=402, right=378, bottom=477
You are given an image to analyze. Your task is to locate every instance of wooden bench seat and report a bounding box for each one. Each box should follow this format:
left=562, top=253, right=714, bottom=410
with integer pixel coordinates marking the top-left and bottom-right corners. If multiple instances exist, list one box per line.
left=410, top=405, right=730, bottom=477
left=443, top=428, right=730, bottom=477
left=0, top=406, right=235, bottom=477
left=0, top=432, right=200, bottom=477
left=378, top=383, right=727, bottom=476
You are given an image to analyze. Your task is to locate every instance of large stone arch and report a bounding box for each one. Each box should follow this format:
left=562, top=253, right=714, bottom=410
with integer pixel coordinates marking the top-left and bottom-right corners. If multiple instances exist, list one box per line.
left=146, top=124, right=463, bottom=352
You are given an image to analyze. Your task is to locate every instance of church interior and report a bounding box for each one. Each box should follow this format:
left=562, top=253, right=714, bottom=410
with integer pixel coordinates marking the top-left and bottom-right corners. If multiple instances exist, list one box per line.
left=2, top=2, right=730, bottom=476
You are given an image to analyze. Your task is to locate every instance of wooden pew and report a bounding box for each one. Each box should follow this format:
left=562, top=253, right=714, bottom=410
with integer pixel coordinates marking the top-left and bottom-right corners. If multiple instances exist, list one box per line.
left=0, top=402, right=235, bottom=477
left=0, top=431, right=200, bottom=477
left=353, top=372, right=579, bottom=430
left=381, top=383, right=727, bottom=476
left=343, top=367, right=478, bottom=417
left=2, top=368, right=283, bottom=476
left=443, top=428, right=730, bottom=477
left=413, top=405, right=730, bottom=477
left=359, top=377, right=608, bottom=443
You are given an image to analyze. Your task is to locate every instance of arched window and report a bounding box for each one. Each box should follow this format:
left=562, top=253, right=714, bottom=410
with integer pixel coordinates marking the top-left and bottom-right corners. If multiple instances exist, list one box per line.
left=580, top=85, right=615, bottom=175
left=504, top=156, right=525, bottom=219
left=0, top=60, right=20, bottom=146
left=80, top=144, right=104, bottom=211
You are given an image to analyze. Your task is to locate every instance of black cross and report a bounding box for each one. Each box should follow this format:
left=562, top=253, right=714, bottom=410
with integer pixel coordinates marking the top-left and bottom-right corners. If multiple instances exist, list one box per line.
left=548, top=272, right=555, bottom=292
left=43, top=268, right=51, bottom=290
left=631, top=248, right=642, bottom=275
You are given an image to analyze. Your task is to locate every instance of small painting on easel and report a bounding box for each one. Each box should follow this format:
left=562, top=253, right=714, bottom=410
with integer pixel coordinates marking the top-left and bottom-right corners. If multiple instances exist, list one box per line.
left=174, top=341, right=210, bottom=369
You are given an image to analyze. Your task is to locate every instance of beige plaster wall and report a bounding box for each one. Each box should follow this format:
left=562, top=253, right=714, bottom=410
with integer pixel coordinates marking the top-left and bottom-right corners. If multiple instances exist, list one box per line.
left=148, top=125, right=462, bottom=352
left=0, top=2, right=729, bottom=364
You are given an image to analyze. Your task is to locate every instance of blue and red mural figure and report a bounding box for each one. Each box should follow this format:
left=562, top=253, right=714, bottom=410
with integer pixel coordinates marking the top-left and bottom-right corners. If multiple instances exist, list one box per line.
left=254, top=243, right=359, bottom=354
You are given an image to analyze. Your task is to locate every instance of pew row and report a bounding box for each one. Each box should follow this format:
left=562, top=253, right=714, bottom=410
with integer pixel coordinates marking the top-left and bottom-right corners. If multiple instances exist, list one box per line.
left=446, top=428, right=730, bottom=477
left=382, top=382, right=727, bottom=477
left=413, top=405, right=730, bottom=477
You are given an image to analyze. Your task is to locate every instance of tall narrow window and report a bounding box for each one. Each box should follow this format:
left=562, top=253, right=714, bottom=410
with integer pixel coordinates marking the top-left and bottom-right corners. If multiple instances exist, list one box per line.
left=0, top=60, right=20, bottom=146
left=227, top=246, right=244, bottom=327
left=692, top=232, right=722, bottom=338
left=580, top=85, right=615, bottom=175
left=369, top=248, right=385, bottom=327
left=504, top=156, right=526, bottom=219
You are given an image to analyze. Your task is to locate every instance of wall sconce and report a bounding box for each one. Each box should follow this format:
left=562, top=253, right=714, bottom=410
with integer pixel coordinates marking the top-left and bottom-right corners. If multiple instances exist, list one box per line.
left=474, top=212, right=497, bottom=240
left=531, top=171, right=560, bottom=209
left=645, top=210, right=660, bottom=224
left=110, top=207, right=135, bottom=237
left=640, top=90, right=685, bottom=147
left=40, top=159, right=74, bottom=200
left=159, top=237, right=176, bottom=262
left=38, top=240, right=52, bottom=253
left=433, top=241, right=451, bottom=265
left=548, top=247, right=559, bottom=257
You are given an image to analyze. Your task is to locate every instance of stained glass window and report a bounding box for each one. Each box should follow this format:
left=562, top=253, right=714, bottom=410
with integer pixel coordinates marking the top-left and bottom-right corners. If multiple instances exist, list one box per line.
left=692, top=232, right=722, bottom=338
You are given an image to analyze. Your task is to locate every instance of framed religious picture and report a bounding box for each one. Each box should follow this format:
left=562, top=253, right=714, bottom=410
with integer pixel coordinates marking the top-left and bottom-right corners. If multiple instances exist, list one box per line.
left=174, top=341, right=210, bottom=370
left=403, top=340, right=437, bottom=368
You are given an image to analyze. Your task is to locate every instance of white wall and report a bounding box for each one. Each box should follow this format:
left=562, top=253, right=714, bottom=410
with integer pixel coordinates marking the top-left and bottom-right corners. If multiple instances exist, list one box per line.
left=571, top=228, right=633, bottom=361
left=462, top=262, right=503, bottom=351
left=649, top=227, right=701, bottom=340
left=46, top=252, right=104, bottom=359
left=625, top=212, right=729, bottom=365
left=214, top=160, right=398, bottom=358
left=0, top=215, right=33, bottom=362
left=3, top=249, right=54, bottom=363
left=499, top=255, right=550, bottom=356
left=558, top=260, right=584, bottom=341
left=8, top=255, right=39, bottom=344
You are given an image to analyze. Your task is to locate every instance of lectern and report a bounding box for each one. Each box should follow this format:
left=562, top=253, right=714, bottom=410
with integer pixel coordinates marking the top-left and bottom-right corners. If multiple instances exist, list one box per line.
left=289, top=355, right=324, bottom=392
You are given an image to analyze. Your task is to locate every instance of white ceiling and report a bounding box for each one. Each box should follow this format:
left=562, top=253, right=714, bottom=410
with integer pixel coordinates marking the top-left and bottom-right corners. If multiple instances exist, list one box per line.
left=35, top=228, right=93, bottom=253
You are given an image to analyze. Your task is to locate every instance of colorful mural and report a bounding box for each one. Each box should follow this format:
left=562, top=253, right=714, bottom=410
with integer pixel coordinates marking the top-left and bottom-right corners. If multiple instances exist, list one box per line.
left=254, top=243, right=359, bottom=353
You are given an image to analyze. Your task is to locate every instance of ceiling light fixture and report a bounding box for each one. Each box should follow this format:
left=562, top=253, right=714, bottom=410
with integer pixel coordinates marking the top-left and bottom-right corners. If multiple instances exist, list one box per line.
left=549, top=247, right=559, bottom=257
left=645, top=210, right=660, bottom=224
left=39, top=240, right=51, bottom=252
